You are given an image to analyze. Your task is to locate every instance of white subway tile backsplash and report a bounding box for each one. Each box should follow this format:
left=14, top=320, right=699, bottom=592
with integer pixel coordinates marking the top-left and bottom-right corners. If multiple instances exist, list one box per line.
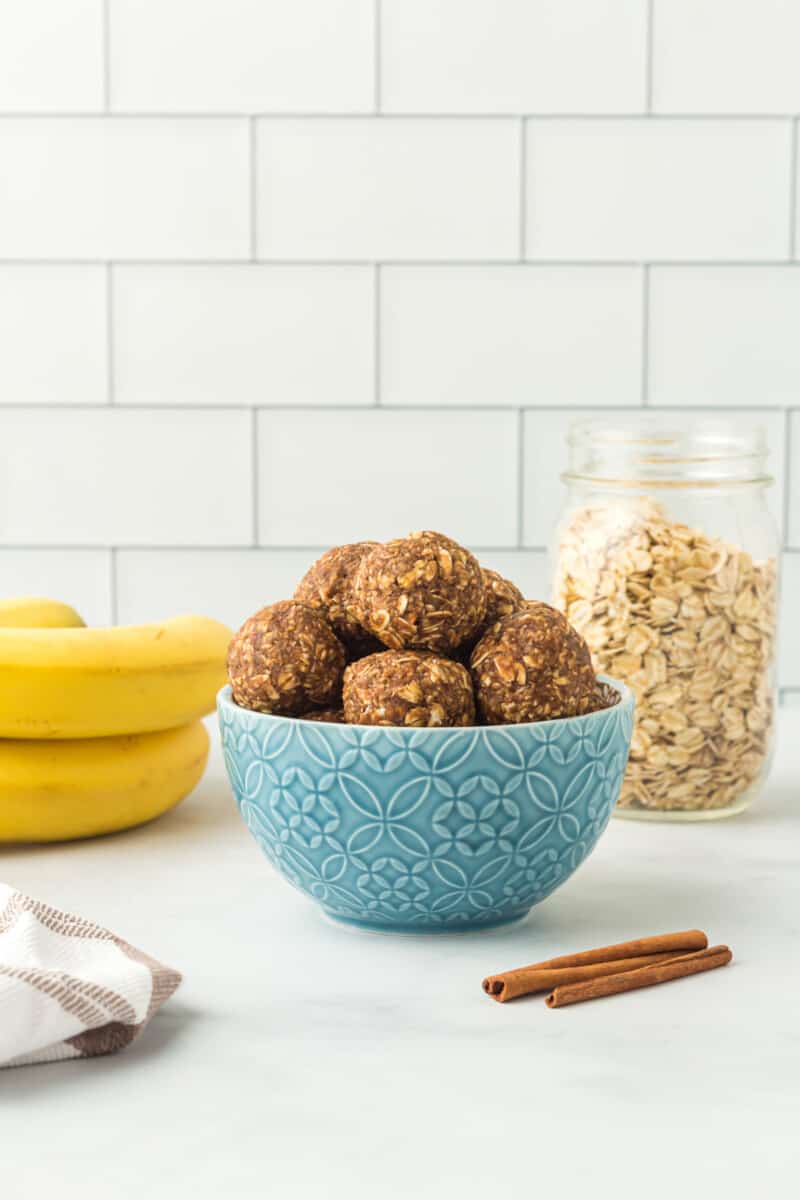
left=255, top=119, right=520, bottom=260
left=0, top=550, right=111, bottom=626
left=381, top=266, right=642, bottom=408
left=787, top=414, right=800, bottom=548
left=778, top=553, right=800, bottom=688
left=0, top=409, right=252, bottom=546
left=522, top=408, right=787, bottom=549
left=0, top=1, right=798, bottom=665
left=0, top=0, right=103, bottom=112
left=115, top=547, right=549, bottom=630
left=525, top=120, right=792, bottom=261
left=113, top=545, right=799, bottom=688
left=475, top=549, right=549, bottom=602
left=382, top=0, right=646, bottom=114
left=114, top=266, right=373, bottom=407
left=115, top=548, right=319, bottom=629
left=649, top=268, right=800, bottom=409
left=523, top=407, right=627, bottom=548
left=257, top=409, right=519, bottom=546
left=653, top=0, right=800, bottom=115
left=0, top=266, right=107, bottom=405
left=0, top=119, right=249, bottom=260
left=110, top=0, right=373, bottom=113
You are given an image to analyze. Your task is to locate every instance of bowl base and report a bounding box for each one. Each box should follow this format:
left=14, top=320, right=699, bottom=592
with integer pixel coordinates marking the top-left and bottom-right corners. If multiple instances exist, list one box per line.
left=320, top=908, right=531, bottom=936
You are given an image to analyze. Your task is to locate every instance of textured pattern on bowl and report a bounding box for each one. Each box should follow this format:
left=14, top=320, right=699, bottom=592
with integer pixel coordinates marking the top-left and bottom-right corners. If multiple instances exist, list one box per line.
left=218, top=679, right=634, bottom=933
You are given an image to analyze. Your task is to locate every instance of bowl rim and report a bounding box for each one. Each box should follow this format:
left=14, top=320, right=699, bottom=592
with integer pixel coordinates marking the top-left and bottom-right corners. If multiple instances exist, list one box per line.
left=217, top=675, right=634, bottom=734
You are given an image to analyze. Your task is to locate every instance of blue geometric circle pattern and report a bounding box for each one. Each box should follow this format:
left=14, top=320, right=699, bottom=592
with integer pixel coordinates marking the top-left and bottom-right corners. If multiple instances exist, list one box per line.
left=218, top=679, right=634, bottom=933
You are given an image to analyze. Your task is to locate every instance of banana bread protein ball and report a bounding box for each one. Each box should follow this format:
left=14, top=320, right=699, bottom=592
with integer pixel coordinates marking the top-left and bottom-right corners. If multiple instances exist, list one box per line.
left=227, top=601, right=345, bottom=717
left=470, top=601, right=596, bottom=725
left=481, top=569, right=525, bottom=627
left=343, top=650, right=476, bottom=727
left=294, top=542, right=380, bottom=653
left=353, top=531, right=486, bottom=655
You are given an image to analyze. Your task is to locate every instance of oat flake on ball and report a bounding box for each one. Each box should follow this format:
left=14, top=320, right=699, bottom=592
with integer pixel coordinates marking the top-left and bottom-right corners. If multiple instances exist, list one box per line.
left=343, top=650, right=475, bottom=727
left=227, top=600, right=345, bottom=717
left=470, top=601, right=596, bottom=724
left=463, top=569, right=527, bottom=653
left=353, top=531, right=486, bottom=655
left=294, top=541, right=379, bottom=649
left=481, top=569, right=525, bottom=627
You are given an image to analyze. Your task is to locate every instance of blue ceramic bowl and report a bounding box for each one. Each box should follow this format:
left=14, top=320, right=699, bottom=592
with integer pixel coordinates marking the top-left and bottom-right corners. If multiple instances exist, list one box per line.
left=218, top=678, right=634, bottom=933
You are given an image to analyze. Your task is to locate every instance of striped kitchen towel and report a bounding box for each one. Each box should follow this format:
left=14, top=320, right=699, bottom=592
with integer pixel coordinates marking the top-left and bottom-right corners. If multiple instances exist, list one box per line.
left=0, top=884, right=181, bottom=1068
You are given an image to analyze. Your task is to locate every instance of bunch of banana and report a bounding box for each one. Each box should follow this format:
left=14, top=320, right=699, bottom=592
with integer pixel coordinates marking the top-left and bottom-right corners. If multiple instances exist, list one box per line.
left=0, top=597, right=231, bottom=842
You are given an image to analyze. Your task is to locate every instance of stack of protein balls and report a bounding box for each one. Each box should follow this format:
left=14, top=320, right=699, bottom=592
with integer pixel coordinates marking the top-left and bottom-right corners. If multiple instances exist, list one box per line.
left=226, top=531, right=618, bottom=728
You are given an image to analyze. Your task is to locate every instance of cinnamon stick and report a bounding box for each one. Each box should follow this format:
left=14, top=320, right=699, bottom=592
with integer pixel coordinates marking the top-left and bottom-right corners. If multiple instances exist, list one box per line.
left=482, top=929, right=707, bottom=1003
left=545, top=944, right=732, bottom=1009
left=482, top=951, right=680, bottom=1002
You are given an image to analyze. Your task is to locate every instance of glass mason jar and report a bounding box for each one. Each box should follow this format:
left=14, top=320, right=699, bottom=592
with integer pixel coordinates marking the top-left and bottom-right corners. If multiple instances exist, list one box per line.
left=552, top=417, right=779, bottom=822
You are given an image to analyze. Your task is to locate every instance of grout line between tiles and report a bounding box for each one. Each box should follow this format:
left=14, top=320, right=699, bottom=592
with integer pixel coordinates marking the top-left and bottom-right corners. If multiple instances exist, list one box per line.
left=516, top=410, right=525, bottom=547
left=645, top=0, right=654, bottom=113
left=105, top=264, right=114, bottom=404
left=0, top=112, right=255, bottom=121
left=373, top=264, right=381, bottom=406
left=251, top=409, right=259, bottom=546
left=3, top=542, right=552, bottom=554
left=789, top=119, right=798, bottom=260
left=1, top=258, right=798, bottom=269
left=640, top=265, right=650, bottom=406
left=108, top=547, right=118, bottom=623
left=518, top=119, right=527, bottom=260
left=782, top=411, right=793, bottom=546
left=0, top=401, right=794, bottom=415
left=0, top=111, right=796, bottom=121
left=8, top=542, right=795, bottom=556
left=249, top=118, right=258, bottom=260
left=373, top=0, right=382, bottom=112
left=101, top=0, right=111, bottom=112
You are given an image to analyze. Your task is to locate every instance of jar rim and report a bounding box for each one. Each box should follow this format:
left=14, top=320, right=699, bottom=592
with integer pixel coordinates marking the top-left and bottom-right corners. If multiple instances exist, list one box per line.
left=565, top=416, right=773, bottom=487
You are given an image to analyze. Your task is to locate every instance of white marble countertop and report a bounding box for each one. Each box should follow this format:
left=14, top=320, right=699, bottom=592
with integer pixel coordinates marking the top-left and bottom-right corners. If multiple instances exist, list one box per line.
left=2, top=717, right=798, bottom=1200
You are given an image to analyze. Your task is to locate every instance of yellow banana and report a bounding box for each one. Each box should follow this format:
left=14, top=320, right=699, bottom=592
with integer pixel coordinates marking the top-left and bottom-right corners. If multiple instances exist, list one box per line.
left=0, top=721, right=209, bottom=842
left=0, top=596, right=85, bottom=628
left=0, top=614, right=231, bottom=739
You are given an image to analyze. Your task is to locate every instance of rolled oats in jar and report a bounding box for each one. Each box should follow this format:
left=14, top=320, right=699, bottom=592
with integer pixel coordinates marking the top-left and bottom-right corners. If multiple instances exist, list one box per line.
left=552, top=419, right=779, bottom=821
